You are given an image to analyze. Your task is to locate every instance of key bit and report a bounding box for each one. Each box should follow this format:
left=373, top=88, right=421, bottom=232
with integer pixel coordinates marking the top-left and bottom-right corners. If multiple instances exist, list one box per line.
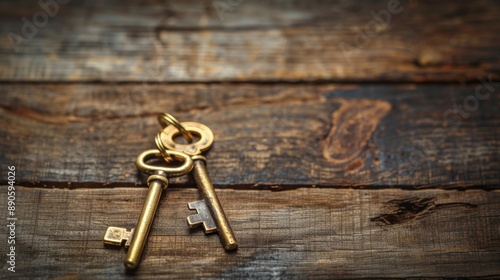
left=187, top=200, right=217, bottom=233
left=104, top=227, right=135, bottom=248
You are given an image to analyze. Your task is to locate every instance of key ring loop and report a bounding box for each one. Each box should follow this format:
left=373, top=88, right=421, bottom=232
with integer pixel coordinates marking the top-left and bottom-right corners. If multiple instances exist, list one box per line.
left=157, top=113, right=194, bottom=143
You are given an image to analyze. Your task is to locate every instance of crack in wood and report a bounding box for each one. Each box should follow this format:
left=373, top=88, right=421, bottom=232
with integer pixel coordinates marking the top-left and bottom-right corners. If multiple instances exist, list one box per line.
left=370, top=197, right=478, bottom=225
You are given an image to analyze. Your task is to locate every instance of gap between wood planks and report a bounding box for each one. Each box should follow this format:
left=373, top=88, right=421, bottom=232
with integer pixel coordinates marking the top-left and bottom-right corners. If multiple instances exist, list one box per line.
left=18, top=181, right=500, bottom=191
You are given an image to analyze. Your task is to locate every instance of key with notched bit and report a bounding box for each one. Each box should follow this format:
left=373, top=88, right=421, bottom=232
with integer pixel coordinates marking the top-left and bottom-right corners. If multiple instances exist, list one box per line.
left=159, top=121, right=238, bottom=251
left=104, top=149, right=193, bottom=270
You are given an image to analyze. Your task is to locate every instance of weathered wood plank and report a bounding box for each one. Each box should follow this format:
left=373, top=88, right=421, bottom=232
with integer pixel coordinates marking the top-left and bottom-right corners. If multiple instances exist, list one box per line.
left=1, top=83, right=499, bottom=188
left=1, top=0, right=499, bottom=82
left=0, top=186, right=499, bottom=278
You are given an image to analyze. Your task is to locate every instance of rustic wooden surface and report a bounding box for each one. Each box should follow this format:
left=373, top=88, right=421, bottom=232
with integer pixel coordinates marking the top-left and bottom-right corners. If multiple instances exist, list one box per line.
left=1, top=0, right=500, bottom=278
left=0, top=0, right=499, bottom=82
left=1, top=187, right=499, bottom=279
left=1, top=84, right=500, bottom=188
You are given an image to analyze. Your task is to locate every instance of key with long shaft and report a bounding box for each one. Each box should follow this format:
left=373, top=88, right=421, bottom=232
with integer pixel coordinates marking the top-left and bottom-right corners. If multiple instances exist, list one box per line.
left=104, top=149, right=193, bottom=269
left=159, top=121, right=238, bottom=250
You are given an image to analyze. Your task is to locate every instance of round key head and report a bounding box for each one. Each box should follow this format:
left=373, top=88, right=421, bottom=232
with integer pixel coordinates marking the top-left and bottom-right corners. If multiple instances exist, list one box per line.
left=160, top=122, right=214, bottom=156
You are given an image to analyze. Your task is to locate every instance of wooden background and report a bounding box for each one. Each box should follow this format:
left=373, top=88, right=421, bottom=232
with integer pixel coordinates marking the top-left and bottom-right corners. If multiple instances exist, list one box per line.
left=1, top=0, right=499, bottom=278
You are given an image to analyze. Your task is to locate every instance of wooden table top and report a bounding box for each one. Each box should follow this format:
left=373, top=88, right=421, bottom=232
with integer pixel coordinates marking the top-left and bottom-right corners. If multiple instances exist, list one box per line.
left=1, top=1, right=499, bottom=278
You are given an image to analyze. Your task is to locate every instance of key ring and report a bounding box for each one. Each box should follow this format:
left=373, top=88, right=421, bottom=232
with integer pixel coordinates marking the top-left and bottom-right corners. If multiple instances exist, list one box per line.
left=155, top=131, right=172, bottom=162
left=157, top=113, right=194, bottom=143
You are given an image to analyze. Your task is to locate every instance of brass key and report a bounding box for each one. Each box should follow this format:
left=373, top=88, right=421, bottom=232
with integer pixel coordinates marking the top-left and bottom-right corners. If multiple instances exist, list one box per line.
left=159, top=120, right=238, bottom=251
left=104, top=149, right=193, bottom=269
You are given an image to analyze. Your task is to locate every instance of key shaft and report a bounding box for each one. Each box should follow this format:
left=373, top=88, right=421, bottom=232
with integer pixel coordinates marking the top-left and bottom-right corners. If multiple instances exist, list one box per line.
left=125, top=173, right=168, bottom=270
left=192, top=159, right=238, bottom=251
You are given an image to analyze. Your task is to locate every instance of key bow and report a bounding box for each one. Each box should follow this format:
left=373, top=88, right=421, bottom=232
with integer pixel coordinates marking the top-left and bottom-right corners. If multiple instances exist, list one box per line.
left=136, top=149, right=193, bottom=177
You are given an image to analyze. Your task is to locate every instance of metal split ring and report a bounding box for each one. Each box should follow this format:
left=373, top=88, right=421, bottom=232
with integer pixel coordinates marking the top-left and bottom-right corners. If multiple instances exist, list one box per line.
left=136, top=149, right=193, bottom=177
left=155, top=131, right=173, bottom=162
left=157, top=113, right=194, bottom=143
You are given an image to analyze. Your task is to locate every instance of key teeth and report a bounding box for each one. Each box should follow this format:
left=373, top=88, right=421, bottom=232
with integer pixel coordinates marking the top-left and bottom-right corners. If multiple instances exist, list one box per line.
left=104, top=227, right=135, bottom=248
left=187, top=200, right=217, bottom=234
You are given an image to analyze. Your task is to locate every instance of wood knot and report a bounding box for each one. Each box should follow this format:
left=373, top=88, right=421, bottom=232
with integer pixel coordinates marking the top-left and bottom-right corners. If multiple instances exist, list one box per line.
left=322, top=98, right=391, bottom=168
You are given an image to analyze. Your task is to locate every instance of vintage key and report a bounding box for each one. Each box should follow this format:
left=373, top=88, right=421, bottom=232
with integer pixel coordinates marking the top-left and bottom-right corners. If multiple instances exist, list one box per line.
left=159, top=120, right=238, bottom=251
left=104, top=149, right=193, bottom=269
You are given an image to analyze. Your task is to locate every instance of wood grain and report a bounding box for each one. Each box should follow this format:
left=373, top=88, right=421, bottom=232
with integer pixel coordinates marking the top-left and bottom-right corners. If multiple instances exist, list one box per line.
left=1, top=83, right=499, bottom=188
left=0, top=186, right=499, bottom=279
left=1, top=0, right=499, bottom=82
left=1, top=1, right=500, bottom=278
